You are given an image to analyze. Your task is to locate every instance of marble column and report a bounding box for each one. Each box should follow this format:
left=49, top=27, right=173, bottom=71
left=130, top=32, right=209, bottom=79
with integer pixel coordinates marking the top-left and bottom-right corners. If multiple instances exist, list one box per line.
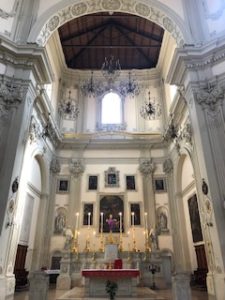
left=42, top=157, right=61, bottom=267
left=185, top=82, right=225, bottom=299
left=68, top=159, right=85, bottom=228
left=172, top=272, right=192, bottom=300
left=29, top=271, right=49, bottom=300
left=139, top=159, right=155, bottom=230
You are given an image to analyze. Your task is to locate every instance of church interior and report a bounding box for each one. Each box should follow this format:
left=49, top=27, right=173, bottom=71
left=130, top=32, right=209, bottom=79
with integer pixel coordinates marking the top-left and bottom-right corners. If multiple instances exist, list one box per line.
left=1, top=1, right=225, bottom=300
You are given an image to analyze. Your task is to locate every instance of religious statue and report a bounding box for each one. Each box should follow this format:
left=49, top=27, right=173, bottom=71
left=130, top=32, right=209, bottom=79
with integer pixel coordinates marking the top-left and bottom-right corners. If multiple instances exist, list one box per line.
left=54, top=210, right=66, bottom=234
left=63, top=227, right=73, bottom=251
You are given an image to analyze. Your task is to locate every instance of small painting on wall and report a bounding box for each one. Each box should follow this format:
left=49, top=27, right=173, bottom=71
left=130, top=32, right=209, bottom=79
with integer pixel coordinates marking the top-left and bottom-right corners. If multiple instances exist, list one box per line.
left=88, top=175, right=98, bottom=191
left=126, top=175, right=136, bottom=190
left=56, top=177, right=70, bottom=194
left=153, top=177, right=167, bottom=193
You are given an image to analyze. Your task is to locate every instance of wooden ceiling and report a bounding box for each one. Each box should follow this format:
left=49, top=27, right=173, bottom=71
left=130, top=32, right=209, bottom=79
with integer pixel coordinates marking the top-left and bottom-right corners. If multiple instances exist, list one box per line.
left=58, top=12, right=164, bottom=70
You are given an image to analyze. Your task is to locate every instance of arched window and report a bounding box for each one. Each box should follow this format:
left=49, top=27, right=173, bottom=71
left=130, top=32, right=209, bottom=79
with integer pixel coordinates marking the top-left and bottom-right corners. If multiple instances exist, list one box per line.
left=101, top=92, right=122, bottom=124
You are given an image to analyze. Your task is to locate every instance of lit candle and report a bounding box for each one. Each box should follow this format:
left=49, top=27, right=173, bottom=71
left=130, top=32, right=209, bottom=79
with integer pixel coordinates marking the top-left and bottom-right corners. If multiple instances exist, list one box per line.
left=119, top=212, right=122, bottom=233
left=88, top=212, right=91, bottom=227
left=144, top=212, right=148, bottom=231
left=75, top=212, right=79, bottom=231
left=100, top=212, right=103, bottom=232
left=131, top=212, right=134, bottom=227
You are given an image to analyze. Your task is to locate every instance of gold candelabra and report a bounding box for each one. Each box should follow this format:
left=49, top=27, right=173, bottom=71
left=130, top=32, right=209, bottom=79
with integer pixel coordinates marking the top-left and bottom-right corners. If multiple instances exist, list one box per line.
left=132, top=225, right=137, bottom=252
left=72, top=229, right=79, bottom=254
left=99, top=228, right=104, bottom=252
left=145, top=229, right=151, bottom=252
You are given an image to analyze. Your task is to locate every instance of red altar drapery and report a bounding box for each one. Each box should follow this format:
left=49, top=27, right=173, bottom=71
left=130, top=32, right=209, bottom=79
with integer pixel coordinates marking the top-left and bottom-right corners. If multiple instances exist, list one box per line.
left=81, top=269, right=140, bottom=278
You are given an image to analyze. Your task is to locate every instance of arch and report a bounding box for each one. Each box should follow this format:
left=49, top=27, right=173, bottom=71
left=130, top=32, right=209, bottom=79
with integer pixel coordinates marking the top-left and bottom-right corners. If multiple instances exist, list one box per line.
left=28, top=0, right=192, bottom=47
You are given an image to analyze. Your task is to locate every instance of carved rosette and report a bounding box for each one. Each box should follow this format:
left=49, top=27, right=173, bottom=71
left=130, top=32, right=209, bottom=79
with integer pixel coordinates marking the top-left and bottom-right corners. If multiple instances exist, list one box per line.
left=36, top=0, right=184, bottom=47
left=139, top=159, right=155, bottom=176
left=50, top=157, right=61, bottom=174
left=69, top=159, right=85, bottom=178
left=163, top=159, right=173, bottom=174
left=195, top=83, right=224, bottom=111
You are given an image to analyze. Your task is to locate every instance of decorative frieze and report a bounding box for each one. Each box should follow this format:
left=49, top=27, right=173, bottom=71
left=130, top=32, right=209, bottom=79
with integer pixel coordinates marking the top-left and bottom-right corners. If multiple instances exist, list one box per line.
left=139, top=159, right=155, bottom=176
left=36, top=0, right=184, bottom=47
left=69, top=159, right=85, bottom=178
left=28, top=116, right=42, bottom=144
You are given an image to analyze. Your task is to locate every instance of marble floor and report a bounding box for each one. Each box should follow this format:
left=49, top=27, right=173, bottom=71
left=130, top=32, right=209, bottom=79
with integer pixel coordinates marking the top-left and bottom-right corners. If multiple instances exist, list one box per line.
left=13, top=286, right=209, bottom=300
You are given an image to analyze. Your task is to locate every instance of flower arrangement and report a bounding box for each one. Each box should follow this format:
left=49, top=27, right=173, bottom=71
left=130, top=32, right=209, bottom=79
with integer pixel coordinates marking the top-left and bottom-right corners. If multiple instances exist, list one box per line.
left=105, top=280, right=118, bottom=300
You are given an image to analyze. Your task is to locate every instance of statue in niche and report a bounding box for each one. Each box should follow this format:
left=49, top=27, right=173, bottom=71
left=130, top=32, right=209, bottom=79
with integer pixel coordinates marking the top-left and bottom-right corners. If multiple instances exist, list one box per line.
left=63, top=227, right=73, bottom=251
left=54, top=208, right=66, bottom=234
left=158, top=212, right=168, bottom=231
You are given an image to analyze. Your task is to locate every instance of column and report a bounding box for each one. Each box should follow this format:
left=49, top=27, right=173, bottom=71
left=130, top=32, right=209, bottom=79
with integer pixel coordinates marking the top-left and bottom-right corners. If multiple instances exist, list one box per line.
left=0, top=77, right=35, bottom=299
left=68, top=159, right=85, bottom=227
left=42, top=157, right=61, bottom=267
left=185, top=82, right=225, bottom=299
left=139, top=159, right=155, bottom=229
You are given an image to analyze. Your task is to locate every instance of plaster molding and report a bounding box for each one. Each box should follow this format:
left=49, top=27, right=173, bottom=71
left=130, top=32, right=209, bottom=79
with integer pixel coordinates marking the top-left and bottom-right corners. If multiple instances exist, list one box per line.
left=139, top=158, right=155, bottom=176
left=69, top=159, right=85, bottom=178
left=195, top=82, right=224, bottom=111
left=28, top=0, right=190, bottom=47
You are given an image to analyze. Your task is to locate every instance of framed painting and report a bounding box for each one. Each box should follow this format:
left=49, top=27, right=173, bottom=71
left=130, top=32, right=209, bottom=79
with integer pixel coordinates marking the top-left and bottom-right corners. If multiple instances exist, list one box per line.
left=126, top=175, right=136, bottom=190
left=83, top=203, right=94, bottom=226
left=88, top=175, right=98, bottom=191
left=153, top=177, right=167, bottom=193
left=130, top=203, right=141, bottom=226
left=56, top=177, right=70, bottom=194
left=99, top=195, right=124, bottom=233
left=104, top=167, right=120, bottom=187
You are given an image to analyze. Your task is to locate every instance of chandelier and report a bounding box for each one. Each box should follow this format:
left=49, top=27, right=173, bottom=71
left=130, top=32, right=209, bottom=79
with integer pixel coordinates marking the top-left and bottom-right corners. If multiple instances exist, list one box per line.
left=119, top=72, right=140, bottom=97
left=81, top=71, right=104, bottom=97
left=101, top=55, right=121, bottom=84
left=58, top=90, right=79, bottom=120
left=140, top=91, right=161, bottom=120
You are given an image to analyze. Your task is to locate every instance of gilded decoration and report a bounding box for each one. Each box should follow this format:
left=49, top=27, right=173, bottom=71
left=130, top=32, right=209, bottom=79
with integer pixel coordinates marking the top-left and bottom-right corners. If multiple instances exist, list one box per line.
left=36, top=0, right=184, bottom=47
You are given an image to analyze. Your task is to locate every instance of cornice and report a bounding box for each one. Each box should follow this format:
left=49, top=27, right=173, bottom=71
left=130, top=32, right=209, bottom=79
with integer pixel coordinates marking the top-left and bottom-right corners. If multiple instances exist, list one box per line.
left=0, top=36, right=54, bottom=83
left=167, top=35, right=225, bottom=85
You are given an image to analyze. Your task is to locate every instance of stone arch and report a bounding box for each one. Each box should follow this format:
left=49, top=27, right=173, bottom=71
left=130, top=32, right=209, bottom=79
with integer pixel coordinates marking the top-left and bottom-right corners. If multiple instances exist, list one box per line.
left=28, top=0, right=192, bottom=47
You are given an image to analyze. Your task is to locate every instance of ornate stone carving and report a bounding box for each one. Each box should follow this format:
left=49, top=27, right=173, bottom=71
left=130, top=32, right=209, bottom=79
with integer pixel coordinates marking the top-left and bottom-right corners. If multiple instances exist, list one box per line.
left=139, top=159, right=155, bottom=176
left=36, top=0, right=184, bottom=47
left=0, top=8, right=15, bottom=19
left=163, top=159, right=173, bottom=174
left=195, top=83, right=224, bottom=111
left=69, top=159, right=85, bottom=178
left=50, top=157, right=61, bottom=174
left=29, top=116, right=41, bottom=144
left=181, top=122, right=192, bottom=145
left=0, top=77, right=25, bottom=106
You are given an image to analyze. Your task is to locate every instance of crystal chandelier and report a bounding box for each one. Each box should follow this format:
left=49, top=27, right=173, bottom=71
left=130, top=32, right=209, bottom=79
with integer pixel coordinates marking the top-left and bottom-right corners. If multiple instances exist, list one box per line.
left=119, top=72, right=140, bottom=97
left=59, top=90, right=79, bottom=120
left=140, top=91, right=161, bottom=120
left=101, top=55, right=121, bottom=84
left=81, top=71, right=104, bottom=97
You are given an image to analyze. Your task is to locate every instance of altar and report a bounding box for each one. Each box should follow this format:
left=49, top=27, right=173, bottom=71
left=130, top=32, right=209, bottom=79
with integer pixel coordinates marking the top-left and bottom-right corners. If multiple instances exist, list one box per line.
left=81, top=269, right=140, bottom=297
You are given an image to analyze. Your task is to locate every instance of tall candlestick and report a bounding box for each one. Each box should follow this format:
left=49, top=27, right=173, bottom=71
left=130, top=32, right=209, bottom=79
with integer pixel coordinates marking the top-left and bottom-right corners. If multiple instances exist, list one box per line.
left=88, top=212, right=91, bottom=227
left=131, top=212, right=134, bottom=227
left=144, top=212, right=147, bottom=231
left=100, top=212, right=103, bottom=232
left=75, top=212, right=79, bottom=230
left=119, top=212, right=122, bottom=232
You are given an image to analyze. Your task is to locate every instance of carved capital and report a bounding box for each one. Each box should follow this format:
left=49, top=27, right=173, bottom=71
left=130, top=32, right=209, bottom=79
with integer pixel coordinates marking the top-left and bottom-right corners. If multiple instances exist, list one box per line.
left=139, top=159, right=155, bottom=176
left=195, top=83, right=224, bottom=111
left=0, top=77, right=26, bottom=107
left=181, top=122, right=192, bottom=145
left=50, top=157, right=61, bottom=174
left=163, top=159, right=173, bottom=174
left=69, top=159, right=85, bottom=178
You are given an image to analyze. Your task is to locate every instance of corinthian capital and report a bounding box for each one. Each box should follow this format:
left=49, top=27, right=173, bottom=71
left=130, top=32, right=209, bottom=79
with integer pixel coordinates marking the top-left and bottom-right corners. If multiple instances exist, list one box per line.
left=69, top=159, right=85, bottom=178
left=196, top=83, right=224, bottom=111
left=139, top=159, right=155, bottom=176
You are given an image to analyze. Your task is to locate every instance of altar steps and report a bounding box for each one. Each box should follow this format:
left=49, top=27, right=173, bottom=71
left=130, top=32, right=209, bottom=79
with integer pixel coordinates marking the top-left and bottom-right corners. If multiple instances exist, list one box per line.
left=57, top=287, right=167, bottom=300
